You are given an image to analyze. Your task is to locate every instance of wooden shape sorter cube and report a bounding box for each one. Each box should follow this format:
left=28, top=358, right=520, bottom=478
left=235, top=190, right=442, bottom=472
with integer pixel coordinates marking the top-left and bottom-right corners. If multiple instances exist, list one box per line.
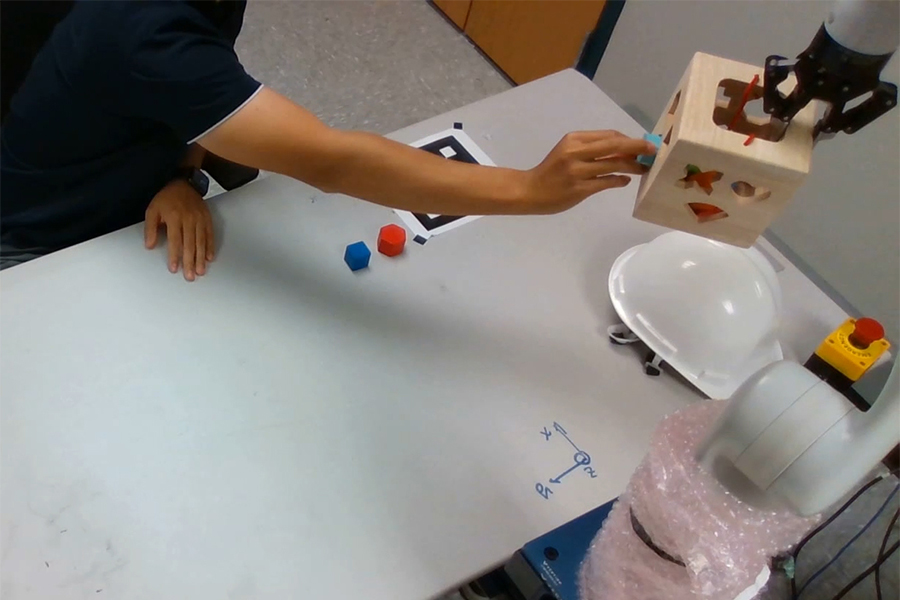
left=634, top=52, right=817, bottom=248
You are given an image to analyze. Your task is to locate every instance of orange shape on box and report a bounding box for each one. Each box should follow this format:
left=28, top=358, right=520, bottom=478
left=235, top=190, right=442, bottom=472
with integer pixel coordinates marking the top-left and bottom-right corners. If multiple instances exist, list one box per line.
left=680, top=167, right=724, bottom=195
left=687, top=202, right=729, bottom=223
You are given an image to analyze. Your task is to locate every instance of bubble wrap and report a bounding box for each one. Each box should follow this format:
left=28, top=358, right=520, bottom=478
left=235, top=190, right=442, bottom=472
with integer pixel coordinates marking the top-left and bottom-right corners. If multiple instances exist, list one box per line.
left=579, top=400, right=820, bottom=600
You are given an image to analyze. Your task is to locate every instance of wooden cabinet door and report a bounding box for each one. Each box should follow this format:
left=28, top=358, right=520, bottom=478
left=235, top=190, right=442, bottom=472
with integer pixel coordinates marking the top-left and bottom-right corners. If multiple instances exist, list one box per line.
left=432, top=0, right=473, bottom=30
left=464, top=0, right=606, bottom=84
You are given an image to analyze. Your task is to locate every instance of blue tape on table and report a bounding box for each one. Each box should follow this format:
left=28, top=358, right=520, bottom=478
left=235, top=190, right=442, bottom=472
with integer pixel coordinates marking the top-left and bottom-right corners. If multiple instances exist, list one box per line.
left=520, top=498, right=616, bottom=600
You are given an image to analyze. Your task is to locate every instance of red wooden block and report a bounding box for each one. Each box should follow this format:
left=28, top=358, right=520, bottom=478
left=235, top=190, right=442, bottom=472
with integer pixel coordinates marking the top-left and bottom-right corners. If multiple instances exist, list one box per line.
left=377, top=224, right=406, bottom=257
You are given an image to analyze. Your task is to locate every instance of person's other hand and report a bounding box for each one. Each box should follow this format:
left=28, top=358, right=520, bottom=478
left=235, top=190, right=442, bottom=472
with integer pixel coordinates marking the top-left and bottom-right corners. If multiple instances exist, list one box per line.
left=144, top=179, right=215, bottom=281
left=524, top=131, right=656, bottom=214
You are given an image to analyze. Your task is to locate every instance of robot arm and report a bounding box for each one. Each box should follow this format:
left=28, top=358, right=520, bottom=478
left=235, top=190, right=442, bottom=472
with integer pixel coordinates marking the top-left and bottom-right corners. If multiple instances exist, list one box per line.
left=697, top=357, right=898, bottom=516
left=763, top=0, right=899, bottom=138
left=696, top=3, right=899, bottom=515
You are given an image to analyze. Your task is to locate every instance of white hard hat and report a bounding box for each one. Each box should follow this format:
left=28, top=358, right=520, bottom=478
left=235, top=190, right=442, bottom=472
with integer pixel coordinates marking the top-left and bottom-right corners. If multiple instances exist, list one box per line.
left=608, top=231, right=783, bottom=398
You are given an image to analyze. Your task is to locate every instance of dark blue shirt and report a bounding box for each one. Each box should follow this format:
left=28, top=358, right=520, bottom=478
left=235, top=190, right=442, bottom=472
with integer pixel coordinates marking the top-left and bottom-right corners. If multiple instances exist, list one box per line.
left=0, top=0, right=261, bottom=251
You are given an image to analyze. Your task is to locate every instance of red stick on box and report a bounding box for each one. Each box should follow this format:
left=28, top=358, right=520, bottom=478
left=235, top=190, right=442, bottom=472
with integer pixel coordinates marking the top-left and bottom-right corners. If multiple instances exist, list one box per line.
left=727, top=74, right=761, bottom=132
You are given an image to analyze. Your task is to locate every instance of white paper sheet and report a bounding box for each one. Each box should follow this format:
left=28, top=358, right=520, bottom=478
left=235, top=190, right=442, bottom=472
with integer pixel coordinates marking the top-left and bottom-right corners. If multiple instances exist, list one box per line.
left=394, top=129, right=495, bottom=240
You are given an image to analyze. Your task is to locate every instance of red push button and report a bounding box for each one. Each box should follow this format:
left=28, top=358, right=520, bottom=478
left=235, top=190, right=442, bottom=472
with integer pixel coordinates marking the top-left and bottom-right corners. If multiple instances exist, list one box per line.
left=849, top=317, right=884, bottom=349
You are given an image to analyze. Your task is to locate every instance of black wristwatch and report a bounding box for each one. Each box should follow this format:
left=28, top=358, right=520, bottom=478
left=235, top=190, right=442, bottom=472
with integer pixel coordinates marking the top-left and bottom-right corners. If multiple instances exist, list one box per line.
left=175, top=166, right=210, bottom=197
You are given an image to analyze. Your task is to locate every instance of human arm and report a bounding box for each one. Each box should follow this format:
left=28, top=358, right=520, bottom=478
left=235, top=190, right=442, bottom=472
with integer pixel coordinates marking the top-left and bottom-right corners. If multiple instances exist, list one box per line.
left=180, top=143, right=207, bottom=170
left=197, top=88, right=655, bottom=216
left=143, top=144, right=215, bottom=281
left=120, top=5, right=652, bottom=271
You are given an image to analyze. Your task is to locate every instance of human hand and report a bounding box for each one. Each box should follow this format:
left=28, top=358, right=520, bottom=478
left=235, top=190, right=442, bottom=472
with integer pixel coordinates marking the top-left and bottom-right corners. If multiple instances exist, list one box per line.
left=144, top=179, right=215, bottom=281
left=523, top=131, right=656, bottom=214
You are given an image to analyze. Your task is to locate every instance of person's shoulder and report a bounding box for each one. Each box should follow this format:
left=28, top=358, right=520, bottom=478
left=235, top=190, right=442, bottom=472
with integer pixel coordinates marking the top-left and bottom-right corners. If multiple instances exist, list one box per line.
left=72, top=1, right=207, bottom=21
left=70, top=1, right=220, bottom=48
left=67, top=1, right=181, bottom=28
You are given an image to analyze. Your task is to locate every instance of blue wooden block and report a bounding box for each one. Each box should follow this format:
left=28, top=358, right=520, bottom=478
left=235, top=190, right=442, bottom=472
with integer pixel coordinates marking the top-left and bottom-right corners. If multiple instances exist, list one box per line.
left=637, top=133, right=663, bottom=167
left=343, top=241, right=371, bottom=272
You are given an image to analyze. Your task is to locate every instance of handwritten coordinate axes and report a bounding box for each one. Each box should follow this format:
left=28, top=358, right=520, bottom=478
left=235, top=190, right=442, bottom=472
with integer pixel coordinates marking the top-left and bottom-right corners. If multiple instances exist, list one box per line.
left=535, top=422, right=597, bottom=500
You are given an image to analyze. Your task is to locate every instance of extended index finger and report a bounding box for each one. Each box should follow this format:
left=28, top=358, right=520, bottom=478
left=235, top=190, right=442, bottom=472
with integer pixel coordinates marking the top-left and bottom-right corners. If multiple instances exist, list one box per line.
left=195, top=221, right=207, bottom=276
left=576, top=136, right=657, bottom=161
left=167, top=219, right=182, bottom=274
left=563, top=130, right=624, bottom=144
left=182, top=220, right=196, bottom=282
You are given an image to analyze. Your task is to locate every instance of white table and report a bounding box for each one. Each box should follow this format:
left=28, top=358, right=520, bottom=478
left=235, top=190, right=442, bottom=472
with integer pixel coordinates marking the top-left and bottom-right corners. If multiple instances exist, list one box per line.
left=0, top=70, right=848, bottom=600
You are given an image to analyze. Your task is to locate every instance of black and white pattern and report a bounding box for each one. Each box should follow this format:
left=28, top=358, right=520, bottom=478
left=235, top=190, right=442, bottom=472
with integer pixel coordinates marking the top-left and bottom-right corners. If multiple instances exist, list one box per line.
left=394, top=129, right=495, bottom=239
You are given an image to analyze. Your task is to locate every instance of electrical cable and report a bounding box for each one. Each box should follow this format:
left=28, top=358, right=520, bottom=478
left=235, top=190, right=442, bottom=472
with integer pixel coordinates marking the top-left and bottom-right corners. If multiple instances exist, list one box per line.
left=797, top=482, right=899, bottom=597
left=790, top=470, right=899, bottom=600
left=829, top=540, right=899, bottom=600
left=794, top=475, right=885, bottom=557
left=790, top=474, right=885, bottom=599
left=874, top=508, right=899, bottom=600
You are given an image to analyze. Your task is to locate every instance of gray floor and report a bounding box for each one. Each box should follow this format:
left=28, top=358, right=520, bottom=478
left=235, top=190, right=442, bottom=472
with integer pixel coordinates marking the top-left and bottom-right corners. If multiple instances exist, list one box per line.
left=236, top=0, right=510, bottom=133
left=230, top=3, right=899, bottom=599
left=762, top=474, right=899, bottom=600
